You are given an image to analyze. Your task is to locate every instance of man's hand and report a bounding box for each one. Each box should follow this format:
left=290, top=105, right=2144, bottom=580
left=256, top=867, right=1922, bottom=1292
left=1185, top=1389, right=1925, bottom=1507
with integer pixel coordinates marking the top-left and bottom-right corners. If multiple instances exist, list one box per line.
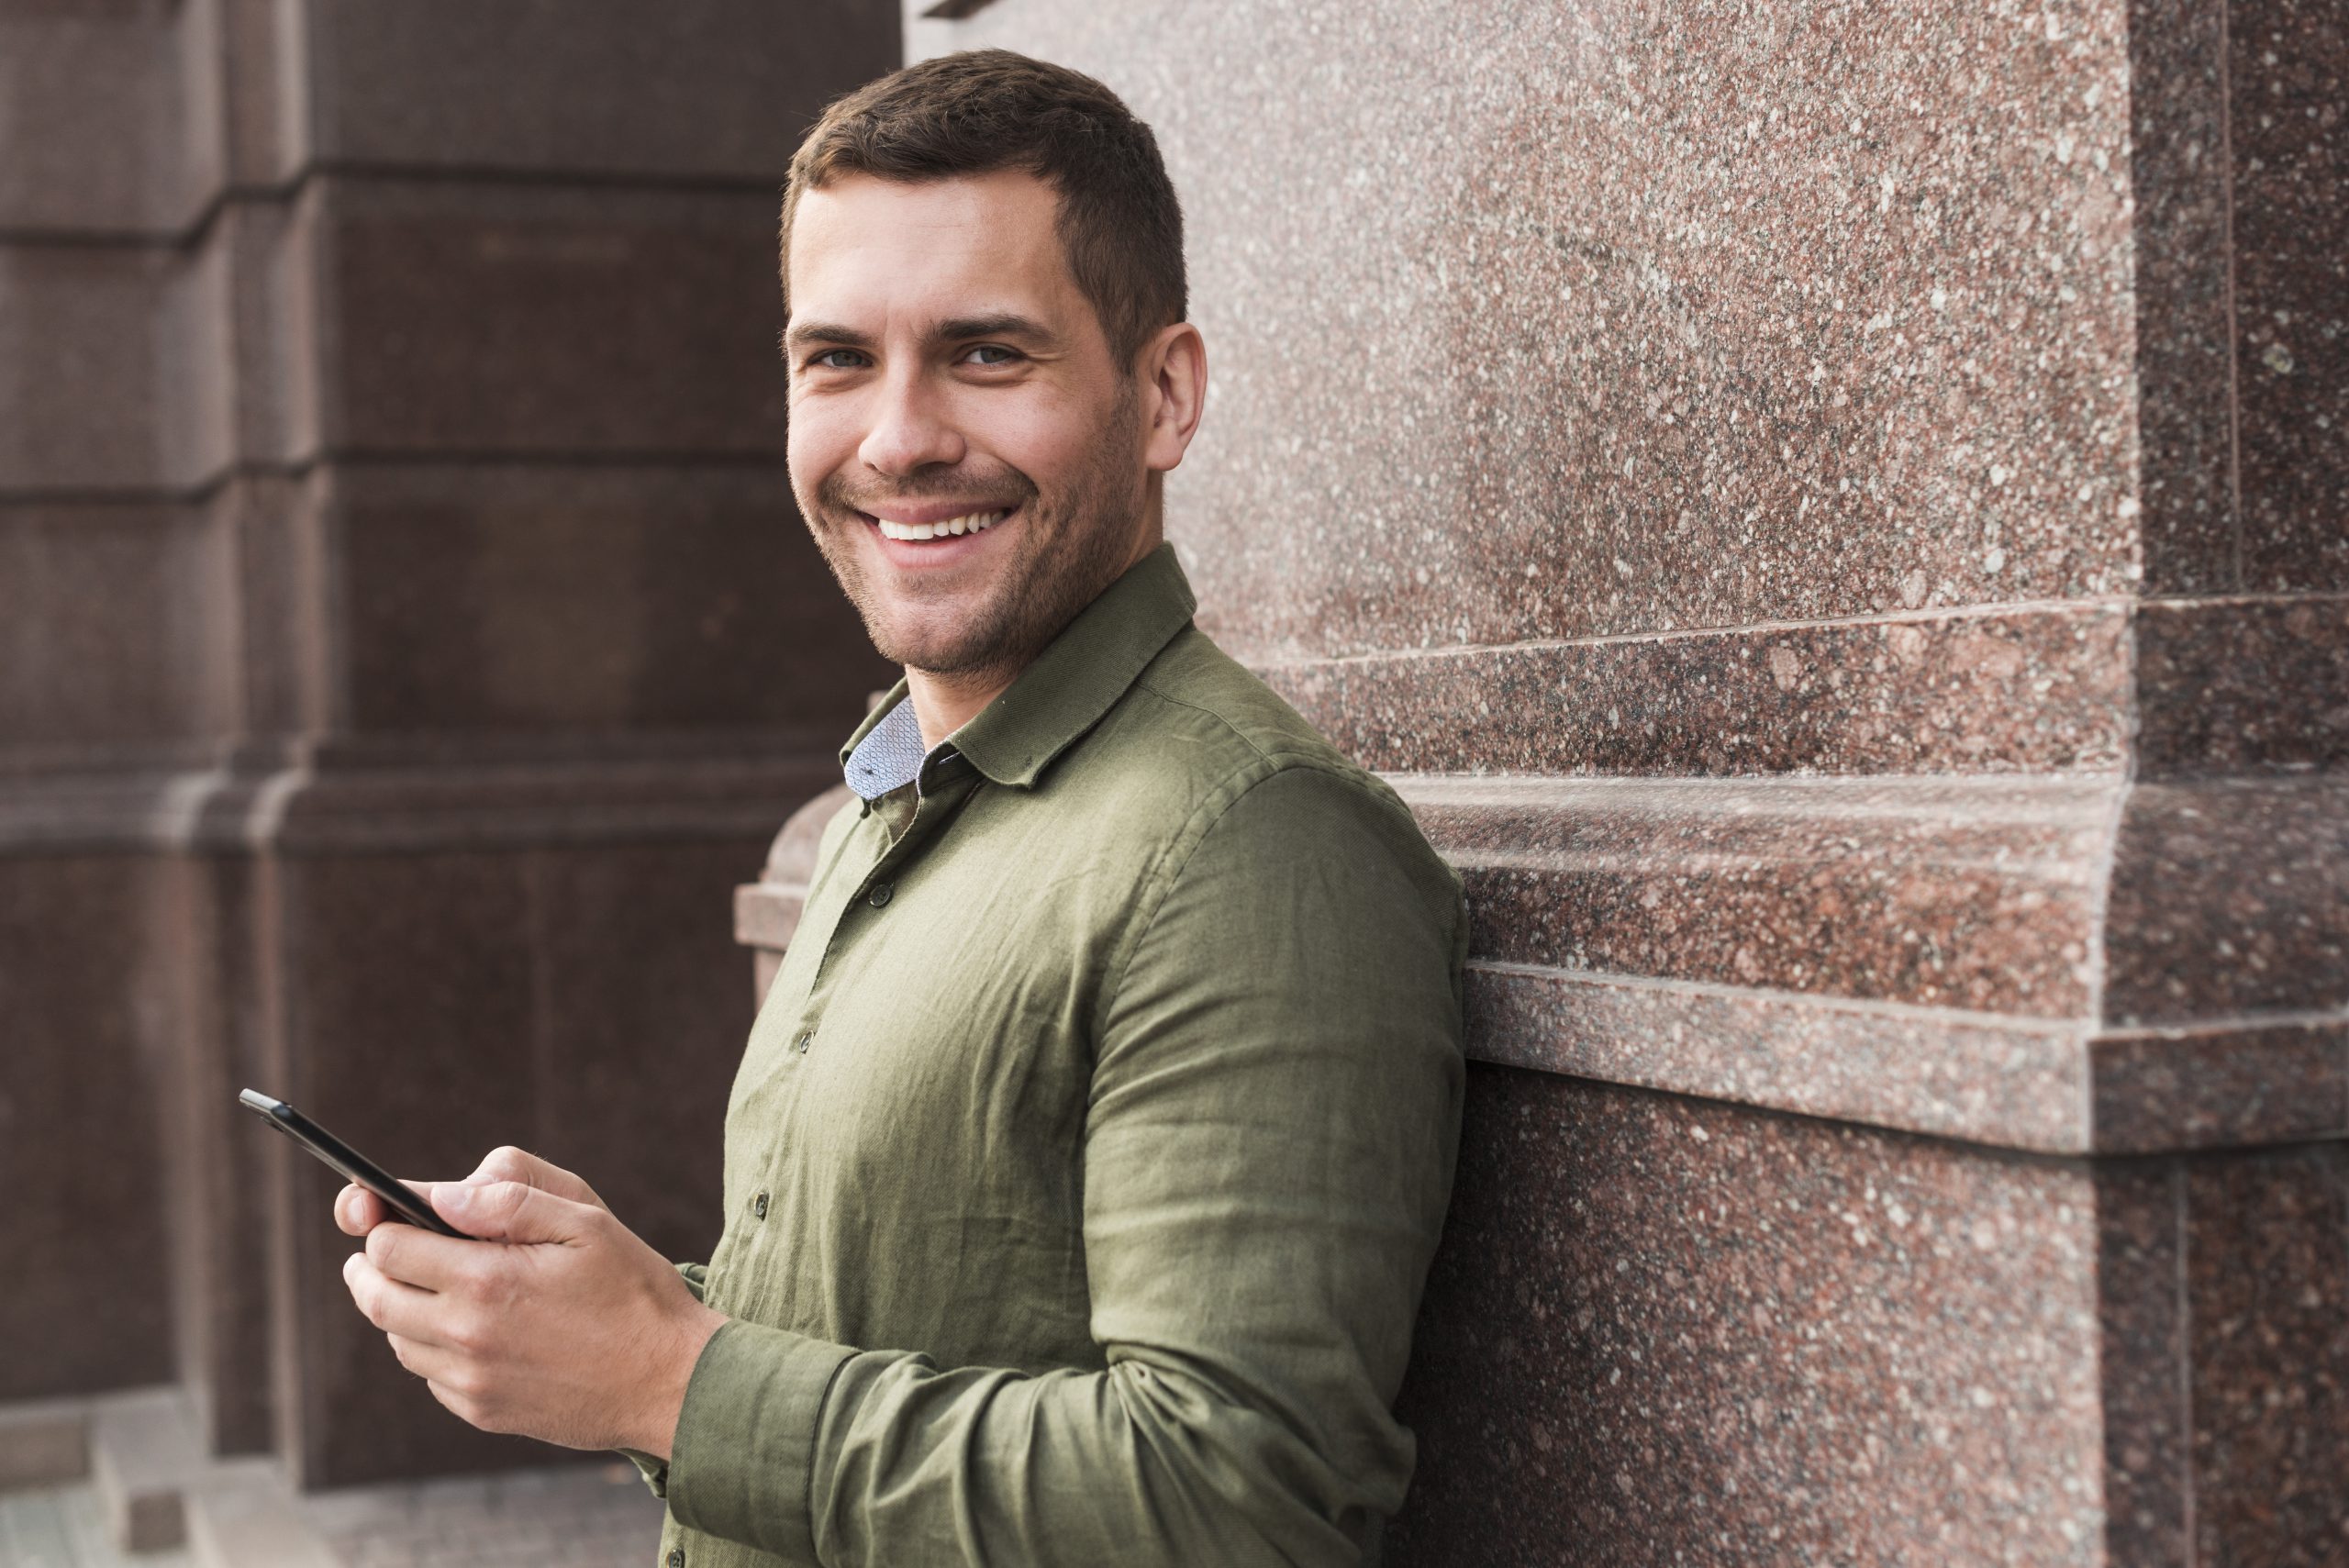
left=335, top=1149, right=725, bottom=1460
left=334, top=1145, right=603, bottom=1235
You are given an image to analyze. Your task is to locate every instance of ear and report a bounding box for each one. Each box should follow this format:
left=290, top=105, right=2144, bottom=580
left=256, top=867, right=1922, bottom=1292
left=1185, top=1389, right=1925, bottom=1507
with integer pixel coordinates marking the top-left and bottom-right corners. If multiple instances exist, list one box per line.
left=1137, top=321, right=1207, bottom=475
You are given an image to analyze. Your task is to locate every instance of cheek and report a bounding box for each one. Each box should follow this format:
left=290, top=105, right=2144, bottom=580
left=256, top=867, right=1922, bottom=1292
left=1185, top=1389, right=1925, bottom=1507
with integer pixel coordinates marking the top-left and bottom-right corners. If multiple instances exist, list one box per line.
left=785, top=399, right=860, bottom=495
left=965, top=387, right=1112, bottom=495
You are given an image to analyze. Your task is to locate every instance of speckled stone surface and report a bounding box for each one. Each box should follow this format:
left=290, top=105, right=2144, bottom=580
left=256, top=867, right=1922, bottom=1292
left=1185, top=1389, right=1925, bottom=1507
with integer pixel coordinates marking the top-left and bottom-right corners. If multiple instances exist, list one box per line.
left=1386, top=1068, right=2107, bottom=1567
left=2095, top=1162, right=2191, bottom=1568
left=2232, top=0, right=2349, bottom=594
left=2125, top=0, right=2236, bottom=596
left=1382, top=1071, right=2349, bottom=1567
left=2102, top=774, right=2349, bottom=1026
left=961, top=0, right=2142, bottom=661
left=2181, top=1142, right=2349, bottom=1566
left=2090, top=1020, right=2349, bottom=1153
left=1467, top=962, right=2088, bottom=1151
left=1401, top=773, right=2108, bottom=1014
left=1259, top=604, right=2131, bottom=777
left=2137, top=594, right=2349, bottom=775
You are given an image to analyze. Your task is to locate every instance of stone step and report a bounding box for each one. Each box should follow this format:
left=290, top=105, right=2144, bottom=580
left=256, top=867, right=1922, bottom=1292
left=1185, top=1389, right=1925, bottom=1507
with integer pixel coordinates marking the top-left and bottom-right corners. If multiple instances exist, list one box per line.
left=88, top=1387, right=204, bottom=1552
left=184, top=1467, right=343, bottom=1568
left=0, top=1396, right=91, bottom=1492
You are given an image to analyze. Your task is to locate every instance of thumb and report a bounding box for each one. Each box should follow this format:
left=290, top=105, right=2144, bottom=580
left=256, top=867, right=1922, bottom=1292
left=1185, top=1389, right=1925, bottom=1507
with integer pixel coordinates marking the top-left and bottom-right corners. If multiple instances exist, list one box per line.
left=433, top=1178, right=590, bottom=1244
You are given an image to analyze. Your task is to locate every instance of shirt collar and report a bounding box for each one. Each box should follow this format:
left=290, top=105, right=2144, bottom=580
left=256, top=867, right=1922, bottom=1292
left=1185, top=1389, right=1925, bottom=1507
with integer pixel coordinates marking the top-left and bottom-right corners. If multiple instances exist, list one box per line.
left=833, top=542, right=1198, bottom=796
left=840, top=694, right=930, bottom=801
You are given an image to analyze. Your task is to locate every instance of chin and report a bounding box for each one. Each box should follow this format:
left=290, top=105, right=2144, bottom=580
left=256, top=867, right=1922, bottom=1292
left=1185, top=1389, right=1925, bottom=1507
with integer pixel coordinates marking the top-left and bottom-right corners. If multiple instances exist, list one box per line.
left=867, top=611, right=997, bottom=677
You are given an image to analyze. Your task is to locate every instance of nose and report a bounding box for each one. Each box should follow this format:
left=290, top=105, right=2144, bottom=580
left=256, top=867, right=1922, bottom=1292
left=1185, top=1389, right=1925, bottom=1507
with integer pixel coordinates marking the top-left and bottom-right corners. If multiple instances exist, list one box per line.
left=857, top=365, right=966, bottom=478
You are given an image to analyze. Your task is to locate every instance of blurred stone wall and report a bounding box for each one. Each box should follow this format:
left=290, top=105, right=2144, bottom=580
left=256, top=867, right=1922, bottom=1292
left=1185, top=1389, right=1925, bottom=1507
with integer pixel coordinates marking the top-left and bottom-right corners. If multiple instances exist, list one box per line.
left=899, top=2, right=2345, bottom=1562
left=0, top=0, right=896, bottom=1486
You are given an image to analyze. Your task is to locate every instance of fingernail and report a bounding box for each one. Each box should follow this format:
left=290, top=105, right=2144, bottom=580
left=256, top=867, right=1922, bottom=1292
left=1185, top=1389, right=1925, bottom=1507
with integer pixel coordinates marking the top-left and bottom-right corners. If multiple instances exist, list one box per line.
left=440, top=1184, right=473, bottom=1213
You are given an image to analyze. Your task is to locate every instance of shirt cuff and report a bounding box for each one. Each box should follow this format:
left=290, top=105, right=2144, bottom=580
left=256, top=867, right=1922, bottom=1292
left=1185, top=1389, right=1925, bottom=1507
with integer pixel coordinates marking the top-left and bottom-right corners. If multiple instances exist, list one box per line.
left=664, top=1318, right=856, bottom=1561
left=614, top=1449, right=669, bottom=1498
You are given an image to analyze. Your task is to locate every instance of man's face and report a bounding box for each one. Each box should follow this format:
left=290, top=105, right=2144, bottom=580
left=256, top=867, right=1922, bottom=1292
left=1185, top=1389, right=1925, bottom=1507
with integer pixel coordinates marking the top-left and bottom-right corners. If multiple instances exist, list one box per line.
left=785, top=170, right=1157, bottom=683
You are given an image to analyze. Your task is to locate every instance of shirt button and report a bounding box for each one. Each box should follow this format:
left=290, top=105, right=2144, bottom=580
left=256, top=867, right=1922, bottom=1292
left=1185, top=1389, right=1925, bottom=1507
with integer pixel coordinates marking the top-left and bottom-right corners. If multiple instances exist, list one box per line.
left=753, top=1192, right=769, bottom=1219
left=795, top=1029, right=813, bottom=1053
left=668, top=1551, right=685, bottom=1568
left=868, top=883, right=894, bottom=908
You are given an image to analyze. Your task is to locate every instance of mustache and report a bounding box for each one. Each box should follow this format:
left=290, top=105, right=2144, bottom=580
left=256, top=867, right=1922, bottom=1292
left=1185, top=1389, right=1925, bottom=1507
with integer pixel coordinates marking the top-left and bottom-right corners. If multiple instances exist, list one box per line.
left=817, top=467, right=1040, bottom=517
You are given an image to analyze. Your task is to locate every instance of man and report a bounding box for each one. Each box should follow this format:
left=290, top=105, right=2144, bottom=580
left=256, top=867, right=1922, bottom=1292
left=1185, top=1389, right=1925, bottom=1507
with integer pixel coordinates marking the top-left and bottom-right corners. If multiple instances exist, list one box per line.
left=336, top=50, right=1466, bottom=1568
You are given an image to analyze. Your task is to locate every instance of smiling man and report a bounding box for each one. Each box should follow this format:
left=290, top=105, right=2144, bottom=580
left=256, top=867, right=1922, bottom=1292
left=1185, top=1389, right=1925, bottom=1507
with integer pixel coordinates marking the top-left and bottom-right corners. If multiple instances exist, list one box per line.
left=335, top=50, right=1466, bottom=1568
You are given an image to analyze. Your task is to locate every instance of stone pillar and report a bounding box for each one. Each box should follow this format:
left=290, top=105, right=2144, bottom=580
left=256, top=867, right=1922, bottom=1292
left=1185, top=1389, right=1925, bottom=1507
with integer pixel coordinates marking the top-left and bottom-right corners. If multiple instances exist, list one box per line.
left=1, top=0, right=898, bottom=1487
left=859, top=2, right=2345, bottom=1561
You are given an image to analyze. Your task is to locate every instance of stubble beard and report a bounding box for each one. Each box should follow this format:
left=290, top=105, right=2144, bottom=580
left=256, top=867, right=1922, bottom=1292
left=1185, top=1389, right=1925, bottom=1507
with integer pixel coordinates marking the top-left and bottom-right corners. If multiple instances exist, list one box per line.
left=802, top=388, right=1149, bottom=693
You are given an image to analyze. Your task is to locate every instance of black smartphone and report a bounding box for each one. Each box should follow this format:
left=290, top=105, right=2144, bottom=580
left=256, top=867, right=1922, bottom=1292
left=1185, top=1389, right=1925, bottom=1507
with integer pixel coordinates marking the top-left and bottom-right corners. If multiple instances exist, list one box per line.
left=238, top=1089, right=470, bottom=1239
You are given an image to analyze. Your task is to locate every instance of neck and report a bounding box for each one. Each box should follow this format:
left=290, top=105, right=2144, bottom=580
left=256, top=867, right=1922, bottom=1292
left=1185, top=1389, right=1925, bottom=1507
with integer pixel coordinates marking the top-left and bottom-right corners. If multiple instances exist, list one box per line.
left=905, top=665, right=1012, bottom=752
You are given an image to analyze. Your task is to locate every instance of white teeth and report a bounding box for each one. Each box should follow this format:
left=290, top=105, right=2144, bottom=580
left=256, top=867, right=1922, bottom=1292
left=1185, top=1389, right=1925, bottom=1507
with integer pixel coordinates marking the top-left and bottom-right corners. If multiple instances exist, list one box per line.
left=875, top=509, right=1008, bottom=541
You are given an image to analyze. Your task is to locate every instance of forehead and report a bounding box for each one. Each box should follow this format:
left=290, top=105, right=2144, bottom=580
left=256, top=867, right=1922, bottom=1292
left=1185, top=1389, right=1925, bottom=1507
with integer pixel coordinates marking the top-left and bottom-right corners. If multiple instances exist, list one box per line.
left=787, top=170, right=1079, bottom=327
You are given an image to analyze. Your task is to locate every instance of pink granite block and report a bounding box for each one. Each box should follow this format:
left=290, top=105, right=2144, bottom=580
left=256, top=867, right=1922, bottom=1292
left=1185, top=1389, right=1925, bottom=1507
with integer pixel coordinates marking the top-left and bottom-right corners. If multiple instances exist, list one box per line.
left=1386, top=1067, right=2105, bottom=1567
left=1405, top=773, right=2106, bottom=1016
left=2136, top=595, right=2349, bottom=777
left=2095, top=1162, right=2192, bottom=1568
left=0, top=2, right=218, bottom=235
left=1465, top=963, right=2087, bottom=1151
left=313, top=179, right=786, bottom=459
left=2090, top=1021, right=2349, bottom=1153
left=306, top=0, right=898, bottom=182
left=2126, top=0, right=2241, bottom=595
left=0, top=246, right=184, bottom=490
left=0, top=856, right=176, bottom=1401
left=2182, top=1143, right=2349, bottom=1566
left=0, top=503, right=237, bottom=756
left=1257, top=605, right=2131, bottom=777
left=2232, top=0, right=2349, bottom=593
left=2102, top=775, right=2349, bottom=1026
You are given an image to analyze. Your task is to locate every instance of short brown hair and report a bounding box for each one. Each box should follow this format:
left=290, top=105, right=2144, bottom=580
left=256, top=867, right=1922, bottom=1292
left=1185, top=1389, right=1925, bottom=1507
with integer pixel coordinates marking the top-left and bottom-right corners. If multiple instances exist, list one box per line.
left=782, top=50, right=1186, bottom=367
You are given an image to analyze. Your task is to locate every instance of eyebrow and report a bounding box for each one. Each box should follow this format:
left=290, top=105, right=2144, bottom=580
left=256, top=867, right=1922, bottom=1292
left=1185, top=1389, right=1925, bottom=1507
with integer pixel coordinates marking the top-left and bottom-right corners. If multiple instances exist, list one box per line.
left=783, top=312, right=1062, bottom=356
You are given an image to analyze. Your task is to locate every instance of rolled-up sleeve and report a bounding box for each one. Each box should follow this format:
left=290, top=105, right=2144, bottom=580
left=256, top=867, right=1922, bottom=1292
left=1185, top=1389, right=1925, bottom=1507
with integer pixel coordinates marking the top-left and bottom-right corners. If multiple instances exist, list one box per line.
left=664, top=762, right=1467, bottom=1566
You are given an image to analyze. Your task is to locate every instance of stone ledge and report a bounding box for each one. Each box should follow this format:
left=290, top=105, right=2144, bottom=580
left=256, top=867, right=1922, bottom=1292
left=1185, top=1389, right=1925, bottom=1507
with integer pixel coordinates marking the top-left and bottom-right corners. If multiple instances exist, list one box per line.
left=89, top=1387, right=202, bottom=1552
left=0, top=1397, right=90, bottom=1492
left=1259, top=605, right=2133, bottom=778
left=737, top=773, right=2347, bottom=1155
left=0, top=749, right=844, bottom=856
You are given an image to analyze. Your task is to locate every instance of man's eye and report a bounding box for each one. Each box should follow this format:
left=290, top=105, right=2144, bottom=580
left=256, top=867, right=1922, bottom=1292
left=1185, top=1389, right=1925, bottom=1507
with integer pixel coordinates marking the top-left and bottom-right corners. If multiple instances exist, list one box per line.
left=963, top=344, right=1019, bottom=366
left=810, top=350, right=867, bottom=370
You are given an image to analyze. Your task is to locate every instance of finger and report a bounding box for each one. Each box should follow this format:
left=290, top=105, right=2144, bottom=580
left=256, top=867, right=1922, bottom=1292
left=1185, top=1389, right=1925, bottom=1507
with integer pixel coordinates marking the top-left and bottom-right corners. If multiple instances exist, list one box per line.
left=466, top=1147, right=605, bottom=1210
left=342, top=1252, right=444, bottom=1342
left=335, top=1184, right=385, bottom=1236
left=365, top=1219, right=484, bottom=1294
left=337, top=1182, right=446, bottom=1236
left=435, top=1178, right=594, bottom=1245
left=422, top=1373, right=497, bottom=1434
left=386, top=1332, right=467, bottom=1388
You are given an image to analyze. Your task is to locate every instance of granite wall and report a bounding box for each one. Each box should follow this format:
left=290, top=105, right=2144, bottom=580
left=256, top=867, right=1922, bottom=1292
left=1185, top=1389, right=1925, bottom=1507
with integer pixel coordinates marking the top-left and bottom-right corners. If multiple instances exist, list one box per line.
left=0, top=0, right=896, bottom=1485
left=873, top=0, right=2349, bottom=1561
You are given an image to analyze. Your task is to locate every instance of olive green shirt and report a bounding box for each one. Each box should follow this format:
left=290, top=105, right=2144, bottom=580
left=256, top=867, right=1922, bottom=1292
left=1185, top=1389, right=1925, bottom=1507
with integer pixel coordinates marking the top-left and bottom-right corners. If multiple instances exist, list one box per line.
left=651, top=545, right=1467, bottom=1568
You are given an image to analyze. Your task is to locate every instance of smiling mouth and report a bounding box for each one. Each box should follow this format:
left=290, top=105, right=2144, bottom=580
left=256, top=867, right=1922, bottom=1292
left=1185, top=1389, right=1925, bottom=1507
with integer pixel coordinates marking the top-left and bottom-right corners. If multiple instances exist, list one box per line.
left=866, top=507, right=1012, bottom=542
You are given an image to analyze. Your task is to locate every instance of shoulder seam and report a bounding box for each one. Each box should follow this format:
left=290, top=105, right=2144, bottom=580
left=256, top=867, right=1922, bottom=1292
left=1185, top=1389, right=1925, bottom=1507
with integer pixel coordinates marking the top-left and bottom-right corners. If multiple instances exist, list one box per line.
left=1087, top=755, right=1390, bottom=1048
left=1127, top=673, right=1275, bottom=767
left=1087, top=751, right=1283, bottom=1046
